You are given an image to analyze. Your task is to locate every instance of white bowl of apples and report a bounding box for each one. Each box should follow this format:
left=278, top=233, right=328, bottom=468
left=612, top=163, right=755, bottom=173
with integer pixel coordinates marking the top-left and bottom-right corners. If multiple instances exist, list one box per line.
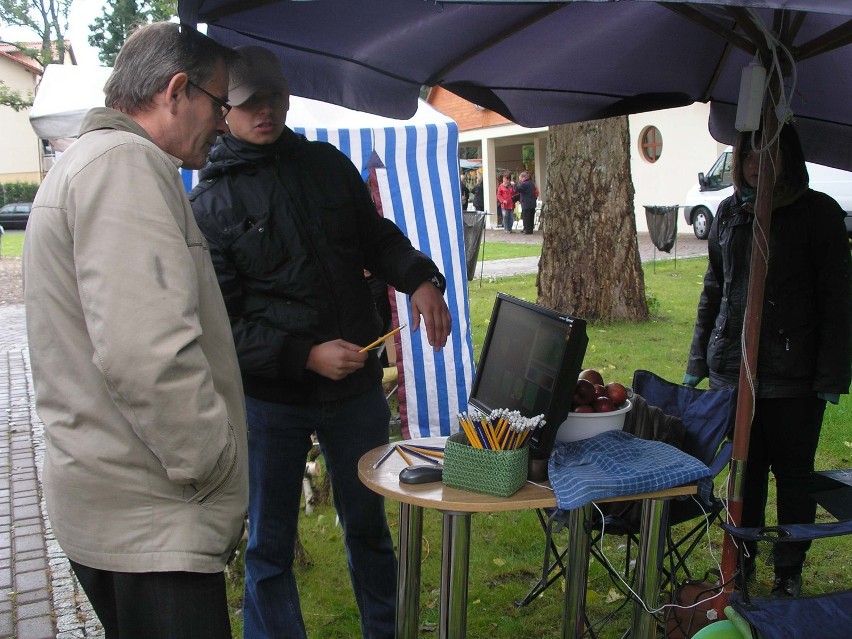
left=555, top=369, right=632, bottom=443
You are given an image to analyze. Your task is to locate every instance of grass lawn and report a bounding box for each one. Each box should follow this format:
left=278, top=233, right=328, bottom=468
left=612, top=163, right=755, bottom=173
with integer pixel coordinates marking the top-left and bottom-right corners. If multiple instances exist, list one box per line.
left=477, top=240, right=542, bottom=261
left=226, top=256, right=852, bottom=638
left=0, top=230, right=23, bottom=258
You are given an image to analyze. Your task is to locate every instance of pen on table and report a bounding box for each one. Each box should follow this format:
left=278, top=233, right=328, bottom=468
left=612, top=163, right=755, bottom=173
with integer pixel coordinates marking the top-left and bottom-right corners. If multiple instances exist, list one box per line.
left=395, top=445, right=415, bottom=466
left=398, top=445, right=442, bottom=466
left=359, top=324, right=407, bottom=353
left=401, top=443, right=445, bottom=452
left=404, top=445, right=445, bottom=459
left=372, top=444, right=398, bottom=469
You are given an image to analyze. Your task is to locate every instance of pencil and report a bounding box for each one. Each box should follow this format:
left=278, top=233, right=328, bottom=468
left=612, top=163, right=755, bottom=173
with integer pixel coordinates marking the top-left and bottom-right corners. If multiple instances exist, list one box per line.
left=372, top=444, right=397, bottom=469
left=395, top=445, right=415, bottom=466
left=405, top=440, right=445, bottom=453
left=359, top=324, right=407, bottom=353
left=405, top=445, right=445, bottom=459
left=398, top=445, right=442, bottom=465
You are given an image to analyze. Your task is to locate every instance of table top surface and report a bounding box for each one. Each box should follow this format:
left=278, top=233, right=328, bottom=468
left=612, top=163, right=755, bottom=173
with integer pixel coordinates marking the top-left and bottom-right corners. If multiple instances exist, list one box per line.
left=358, top=437, right=697, bottom=513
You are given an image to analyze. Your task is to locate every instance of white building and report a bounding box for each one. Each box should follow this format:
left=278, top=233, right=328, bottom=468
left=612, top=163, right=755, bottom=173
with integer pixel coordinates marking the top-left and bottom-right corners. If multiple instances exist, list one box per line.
left=429, top=87, right=726, bottom=234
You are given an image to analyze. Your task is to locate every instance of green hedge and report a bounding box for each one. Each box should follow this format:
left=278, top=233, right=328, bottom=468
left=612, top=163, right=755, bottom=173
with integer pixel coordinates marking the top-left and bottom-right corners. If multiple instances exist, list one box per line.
left=0, top=181, right=39, bottom=206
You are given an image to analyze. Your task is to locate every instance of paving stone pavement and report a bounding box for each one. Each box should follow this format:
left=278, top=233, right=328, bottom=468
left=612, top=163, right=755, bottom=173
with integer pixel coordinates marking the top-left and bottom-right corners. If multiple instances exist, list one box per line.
left=0, top=305, right=103, bottom=639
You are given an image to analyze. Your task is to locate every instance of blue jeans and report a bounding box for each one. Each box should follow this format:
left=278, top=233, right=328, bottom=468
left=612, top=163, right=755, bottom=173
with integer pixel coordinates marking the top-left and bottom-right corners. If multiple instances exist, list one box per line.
left=243, top=386, right=396, bottom=639
left=502, top=207, right=515, bottom=232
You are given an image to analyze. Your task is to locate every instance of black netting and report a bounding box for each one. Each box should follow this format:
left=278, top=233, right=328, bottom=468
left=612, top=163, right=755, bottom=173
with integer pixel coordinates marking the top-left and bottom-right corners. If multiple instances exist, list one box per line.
left=462, top=212, right=486, bottom=280
left=644, top=205, right=678, bottom=253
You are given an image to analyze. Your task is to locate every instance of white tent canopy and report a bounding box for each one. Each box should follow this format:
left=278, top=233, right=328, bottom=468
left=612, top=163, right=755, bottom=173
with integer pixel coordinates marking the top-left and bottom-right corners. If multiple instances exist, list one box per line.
left=29, top=64, right=475, bottom=439
left=29, top=65, right=113, bottom=150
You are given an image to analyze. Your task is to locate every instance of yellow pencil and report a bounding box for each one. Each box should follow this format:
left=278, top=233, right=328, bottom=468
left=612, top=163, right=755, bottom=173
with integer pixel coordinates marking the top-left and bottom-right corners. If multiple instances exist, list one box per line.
left=359, top=324, right=407, bottom=353
left=460, top=417, right=482, bottom=449
left=481, top=418, right=498, bottom=450
left=405, top=446, right=445, bottom=459
left=395, top=445, right=414, bottom=466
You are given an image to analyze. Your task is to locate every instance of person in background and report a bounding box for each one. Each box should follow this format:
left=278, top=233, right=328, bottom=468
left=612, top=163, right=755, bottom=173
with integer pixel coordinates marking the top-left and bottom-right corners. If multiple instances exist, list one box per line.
left=190, top=45, right=452, bottom=639
left=460, top=172, right=470, bottom=212
left=471, top=174, right=485, bottom=213
left=23, top=23, right=247, bottom=638
left=496, top=170, right=518, bottom=233
left=515, top=170, right=539, bottom=234
left=684, top=124, right=851, bottom=597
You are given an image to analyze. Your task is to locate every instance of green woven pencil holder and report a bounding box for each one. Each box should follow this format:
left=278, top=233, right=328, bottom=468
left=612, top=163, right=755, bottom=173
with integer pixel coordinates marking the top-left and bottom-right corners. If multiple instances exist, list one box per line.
left=442, top=431, right=529, bottom=498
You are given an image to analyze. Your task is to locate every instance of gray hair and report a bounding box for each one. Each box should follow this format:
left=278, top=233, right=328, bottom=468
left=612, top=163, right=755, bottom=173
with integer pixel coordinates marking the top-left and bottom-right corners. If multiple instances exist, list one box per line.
left=104, top=22, right=235, bottom=114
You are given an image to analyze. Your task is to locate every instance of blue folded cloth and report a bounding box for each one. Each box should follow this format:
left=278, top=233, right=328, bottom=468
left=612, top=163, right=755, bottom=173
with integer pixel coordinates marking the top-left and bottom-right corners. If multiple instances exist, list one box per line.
left=548, top=430, right=712, bottom=511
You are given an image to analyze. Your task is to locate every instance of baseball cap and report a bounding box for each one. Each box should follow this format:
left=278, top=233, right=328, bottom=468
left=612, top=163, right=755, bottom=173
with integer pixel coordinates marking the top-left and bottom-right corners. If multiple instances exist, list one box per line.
left=228, top=45, right=289, bottom=106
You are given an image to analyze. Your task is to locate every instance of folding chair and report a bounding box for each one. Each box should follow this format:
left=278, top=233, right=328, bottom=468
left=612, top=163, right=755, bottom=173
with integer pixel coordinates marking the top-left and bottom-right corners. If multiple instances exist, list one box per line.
left=722, top=519, right=852, bottom=639
left=518, top=369, right=737, bottom=608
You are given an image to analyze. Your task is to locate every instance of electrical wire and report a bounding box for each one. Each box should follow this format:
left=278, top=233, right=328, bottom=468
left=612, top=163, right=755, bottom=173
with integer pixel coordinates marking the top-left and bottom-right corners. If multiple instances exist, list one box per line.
left=589, top=499, right=727, bottom=617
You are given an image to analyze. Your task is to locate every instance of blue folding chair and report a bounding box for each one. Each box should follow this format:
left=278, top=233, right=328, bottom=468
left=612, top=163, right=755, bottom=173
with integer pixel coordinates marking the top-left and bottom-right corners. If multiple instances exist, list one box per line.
left=722, top=519, right=852, bottom=639
left=519, top=370, right=737, bottom=613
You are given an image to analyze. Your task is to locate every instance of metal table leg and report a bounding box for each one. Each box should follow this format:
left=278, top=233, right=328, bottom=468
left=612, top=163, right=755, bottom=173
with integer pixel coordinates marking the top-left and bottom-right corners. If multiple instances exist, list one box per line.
left=631, top=498, right=669, bottom=639
left=562, top=504, right=593, bottom=638
left=396, top=502, right=423, bottom=639
left=439, top=511, right=471, bottom=639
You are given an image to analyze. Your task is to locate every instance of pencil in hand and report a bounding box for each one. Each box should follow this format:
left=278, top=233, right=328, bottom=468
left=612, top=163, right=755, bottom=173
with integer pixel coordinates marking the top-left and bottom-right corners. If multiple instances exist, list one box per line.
left=359, top=324, right=407, bottom=353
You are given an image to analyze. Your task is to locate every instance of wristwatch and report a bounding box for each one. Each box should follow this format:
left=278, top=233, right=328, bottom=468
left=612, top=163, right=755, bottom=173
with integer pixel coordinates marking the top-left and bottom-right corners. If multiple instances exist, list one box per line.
left=427, top=273, right=446, bottom=294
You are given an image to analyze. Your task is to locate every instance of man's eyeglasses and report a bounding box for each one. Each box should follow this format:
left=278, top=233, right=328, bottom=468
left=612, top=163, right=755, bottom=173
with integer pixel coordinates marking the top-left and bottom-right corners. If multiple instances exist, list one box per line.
left=187, top=79, right=232, bottom=120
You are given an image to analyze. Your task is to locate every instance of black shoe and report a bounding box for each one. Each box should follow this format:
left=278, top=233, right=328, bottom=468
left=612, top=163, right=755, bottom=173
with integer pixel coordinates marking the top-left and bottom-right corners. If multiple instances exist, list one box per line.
left=771, top=573, right=802, bottom=597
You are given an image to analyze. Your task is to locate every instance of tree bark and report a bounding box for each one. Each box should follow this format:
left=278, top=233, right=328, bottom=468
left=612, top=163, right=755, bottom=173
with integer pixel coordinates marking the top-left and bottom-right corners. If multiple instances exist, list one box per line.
left=539, top=117, right=648, bottom=322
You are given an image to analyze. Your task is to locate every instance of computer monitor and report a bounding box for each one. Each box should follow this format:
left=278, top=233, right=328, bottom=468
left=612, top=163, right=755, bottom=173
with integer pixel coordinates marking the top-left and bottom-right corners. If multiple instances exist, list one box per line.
left=468, top=293, right=588, bottom=460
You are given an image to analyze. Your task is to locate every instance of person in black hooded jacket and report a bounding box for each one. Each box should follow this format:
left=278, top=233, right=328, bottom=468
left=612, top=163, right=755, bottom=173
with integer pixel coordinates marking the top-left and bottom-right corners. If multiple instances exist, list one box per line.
left=684, top=124, right=851, bottom=598
left=190, top=46, right=451, bottom=639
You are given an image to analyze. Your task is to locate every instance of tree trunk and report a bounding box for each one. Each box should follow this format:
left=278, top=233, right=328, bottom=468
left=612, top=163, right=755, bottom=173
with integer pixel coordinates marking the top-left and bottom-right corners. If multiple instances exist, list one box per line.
left=538, top=117, right=648, bottom=322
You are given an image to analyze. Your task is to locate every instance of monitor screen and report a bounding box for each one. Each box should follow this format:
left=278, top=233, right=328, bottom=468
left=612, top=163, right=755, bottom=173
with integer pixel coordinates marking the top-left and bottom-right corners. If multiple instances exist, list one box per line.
left=468, top=293, right=588, bottom=460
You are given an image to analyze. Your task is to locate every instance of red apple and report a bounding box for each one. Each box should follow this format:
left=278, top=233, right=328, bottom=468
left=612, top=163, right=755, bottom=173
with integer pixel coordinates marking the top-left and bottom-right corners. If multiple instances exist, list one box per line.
left=573, top=405, right=594, bottom=413
left=594, top=383, right=607, bottom=398
left=579, top=368, right=605, bottom=386
left=592, top=396, right=615, bottom=413
left=606, top=382, right=628, bottom=407
left=572, top=379, right=597, bottom=406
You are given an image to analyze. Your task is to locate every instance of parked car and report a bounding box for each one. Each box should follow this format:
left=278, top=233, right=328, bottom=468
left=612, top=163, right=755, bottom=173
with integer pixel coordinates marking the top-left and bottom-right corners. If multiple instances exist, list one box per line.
left=683, top=148, right=852, bottom=239
left=0, top=202, right=32, bottom=230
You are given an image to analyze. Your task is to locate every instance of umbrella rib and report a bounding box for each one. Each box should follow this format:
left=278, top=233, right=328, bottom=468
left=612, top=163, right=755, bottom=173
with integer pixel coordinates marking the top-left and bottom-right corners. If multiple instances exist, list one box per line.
left=424, top=3, right=566, bottom=87
left=663, top=4, right=756, bottom=56
left=776, top=10, right=806, bottom=48
left=794, top=18, right=852, bottom=61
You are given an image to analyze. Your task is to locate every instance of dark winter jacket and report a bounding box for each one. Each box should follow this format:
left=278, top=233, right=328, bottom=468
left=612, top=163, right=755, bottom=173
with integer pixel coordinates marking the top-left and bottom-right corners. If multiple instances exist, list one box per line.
left=190, top=128, right=443, bottom=404
left=686, top=189, right=851, bottom=398
left=516, top=178, right=538, bottom=210
left=471, top=182, right=484, bottom=211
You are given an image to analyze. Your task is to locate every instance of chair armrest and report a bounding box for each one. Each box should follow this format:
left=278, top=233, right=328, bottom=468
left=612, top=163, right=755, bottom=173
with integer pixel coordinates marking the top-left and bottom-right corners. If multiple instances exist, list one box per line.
left=708, top=440, right=732, bottom=477
left=721, top=519, right=852, bottom=544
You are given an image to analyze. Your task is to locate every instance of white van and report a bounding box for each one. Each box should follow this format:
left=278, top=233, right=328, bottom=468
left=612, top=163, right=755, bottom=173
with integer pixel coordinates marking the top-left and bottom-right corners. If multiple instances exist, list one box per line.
left=683, top=147, right=852, bottom=239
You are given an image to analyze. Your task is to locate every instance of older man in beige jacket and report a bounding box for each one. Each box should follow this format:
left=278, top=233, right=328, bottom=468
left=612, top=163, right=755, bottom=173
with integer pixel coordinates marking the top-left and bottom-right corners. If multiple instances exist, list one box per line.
left=23, top=23, right=247, bottom=638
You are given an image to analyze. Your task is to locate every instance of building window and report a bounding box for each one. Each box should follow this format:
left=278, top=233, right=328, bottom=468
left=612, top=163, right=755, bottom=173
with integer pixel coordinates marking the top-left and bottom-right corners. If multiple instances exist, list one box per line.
left=639, top=126, right=663, bottom=163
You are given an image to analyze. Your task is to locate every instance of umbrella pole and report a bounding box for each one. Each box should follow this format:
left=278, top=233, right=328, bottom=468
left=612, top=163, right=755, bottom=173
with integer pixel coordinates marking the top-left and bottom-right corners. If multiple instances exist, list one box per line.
left=716, top=105, right=781, bottom=613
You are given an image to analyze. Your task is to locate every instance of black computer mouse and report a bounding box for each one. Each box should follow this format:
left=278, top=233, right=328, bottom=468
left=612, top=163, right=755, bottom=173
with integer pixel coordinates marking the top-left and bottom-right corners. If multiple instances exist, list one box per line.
left=399, top=464, right=443, bottom=484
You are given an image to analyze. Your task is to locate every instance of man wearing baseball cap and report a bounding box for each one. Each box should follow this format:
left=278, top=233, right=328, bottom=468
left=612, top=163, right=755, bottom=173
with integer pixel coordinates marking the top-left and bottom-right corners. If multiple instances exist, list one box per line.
left=190, top=46, right=452, bottom=639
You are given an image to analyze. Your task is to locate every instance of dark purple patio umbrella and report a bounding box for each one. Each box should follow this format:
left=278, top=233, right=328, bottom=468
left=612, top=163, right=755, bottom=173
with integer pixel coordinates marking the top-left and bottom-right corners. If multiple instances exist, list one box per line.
left=179, top=0, right=852, bottom=169
left=178, top=0, right=852, bottom=615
